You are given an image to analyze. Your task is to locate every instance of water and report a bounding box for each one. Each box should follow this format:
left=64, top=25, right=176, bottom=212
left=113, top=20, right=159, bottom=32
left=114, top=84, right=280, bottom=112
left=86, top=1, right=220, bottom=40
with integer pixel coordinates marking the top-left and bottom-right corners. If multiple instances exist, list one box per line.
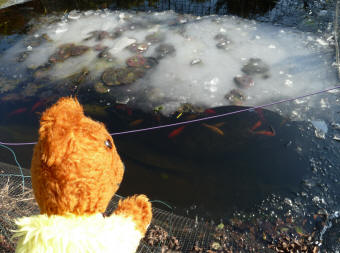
left=0, top=0, right=340, bottom=251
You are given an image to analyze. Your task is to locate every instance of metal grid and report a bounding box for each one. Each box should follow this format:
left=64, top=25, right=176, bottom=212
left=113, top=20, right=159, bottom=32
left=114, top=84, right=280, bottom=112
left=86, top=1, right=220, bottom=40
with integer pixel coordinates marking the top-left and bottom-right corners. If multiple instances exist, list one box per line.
left=0, top=161, right=215, bottom=253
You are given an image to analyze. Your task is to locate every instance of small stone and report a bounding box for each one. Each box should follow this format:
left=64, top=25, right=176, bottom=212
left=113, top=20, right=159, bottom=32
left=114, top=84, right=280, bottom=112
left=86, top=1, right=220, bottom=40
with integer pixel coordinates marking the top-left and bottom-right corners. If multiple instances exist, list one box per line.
left=333, top=134, right=340, bottom=141
left=68, top=10, right=81, bottom=20
left=225, top=89, right=246, bottom=105
left=17, top=51, right=30, bottom=62
left=331, top=122, right=340, bottom=130
left=233, top=75, right=254, bottom=89
left=190, top=58, right=202, bottom=65
left=211, top=242, right=221, bottom=250
left=214, top=33, right=232, bottom=50
left=97, top=49, right=115, bottom=62
left=94, top=82, right=109, bottom=94
left=101, top=67, right=145, bottom=86
left=126, top=43, right=149, bottom=53
left=284, top=198, right=293, bottom=206
left=155, top=43, right=176, bottom=59
left=314, top=129, right=325, bottom=139
left=145, top=32, right=166, bottom=44
left=241, top=58, right=269, bottom=75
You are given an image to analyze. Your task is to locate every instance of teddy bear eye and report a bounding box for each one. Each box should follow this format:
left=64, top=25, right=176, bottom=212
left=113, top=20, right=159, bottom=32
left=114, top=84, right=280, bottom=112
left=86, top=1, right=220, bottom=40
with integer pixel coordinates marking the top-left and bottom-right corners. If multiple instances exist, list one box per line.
left=104, top=139, right=112, bottom=149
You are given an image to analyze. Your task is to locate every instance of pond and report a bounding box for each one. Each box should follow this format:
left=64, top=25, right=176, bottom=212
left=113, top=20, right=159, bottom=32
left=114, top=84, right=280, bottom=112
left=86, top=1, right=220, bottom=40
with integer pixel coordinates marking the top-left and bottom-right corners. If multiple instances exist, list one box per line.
left=1, top=0, right=340, bottom=251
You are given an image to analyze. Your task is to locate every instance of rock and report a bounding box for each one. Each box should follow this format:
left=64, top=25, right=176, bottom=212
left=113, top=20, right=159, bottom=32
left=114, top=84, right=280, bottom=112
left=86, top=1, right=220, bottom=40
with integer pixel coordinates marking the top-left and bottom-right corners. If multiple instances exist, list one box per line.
left=94, top=82, right=109, bottom=94
left=190, top=58, right=202, bottom=65
left=155, top=43, right=176, bottom=59
left=234, top=75, right=254, bottom=89
left=241, top=58, right=269, bottom=75
left=214, top=33, right=232, bottom=50
left=225, top=89, right=246, bottom=105
left=145, top=32, right=166, bottom=44
left=101, top=67, right=145, bottom=86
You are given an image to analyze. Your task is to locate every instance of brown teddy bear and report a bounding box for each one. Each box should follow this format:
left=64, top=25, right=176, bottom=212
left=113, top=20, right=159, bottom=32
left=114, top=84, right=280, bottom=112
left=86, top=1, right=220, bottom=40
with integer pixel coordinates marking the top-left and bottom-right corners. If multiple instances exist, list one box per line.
left=13, top=97, right=152, bottom=253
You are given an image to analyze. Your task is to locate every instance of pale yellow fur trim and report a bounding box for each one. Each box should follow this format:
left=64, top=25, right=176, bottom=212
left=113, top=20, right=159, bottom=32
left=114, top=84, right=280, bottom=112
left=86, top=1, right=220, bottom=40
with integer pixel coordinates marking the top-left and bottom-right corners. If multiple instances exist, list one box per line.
left=13, top=213, right=143, bottom=253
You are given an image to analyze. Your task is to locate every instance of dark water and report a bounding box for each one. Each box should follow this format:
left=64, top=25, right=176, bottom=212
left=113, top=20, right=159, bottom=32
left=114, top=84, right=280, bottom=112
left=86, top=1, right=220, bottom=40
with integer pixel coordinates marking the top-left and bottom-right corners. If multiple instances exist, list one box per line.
left=0, top=0, right=340, bottom=251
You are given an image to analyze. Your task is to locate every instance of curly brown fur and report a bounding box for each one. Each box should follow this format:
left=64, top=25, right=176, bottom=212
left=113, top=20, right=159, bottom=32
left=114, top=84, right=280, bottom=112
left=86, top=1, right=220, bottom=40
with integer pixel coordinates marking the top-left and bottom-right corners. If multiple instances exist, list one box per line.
left=30, top=97, right=126, bottom=215
left=114, top=194, right=152, bottom=234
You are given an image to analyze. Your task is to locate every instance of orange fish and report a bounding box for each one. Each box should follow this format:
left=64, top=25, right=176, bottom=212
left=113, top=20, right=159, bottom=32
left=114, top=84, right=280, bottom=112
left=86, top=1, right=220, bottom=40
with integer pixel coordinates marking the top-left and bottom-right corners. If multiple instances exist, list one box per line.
left=204, top=109, right=216, bottom=115
left=8, top=107, right=27, bottom=116
left=252, top=126, right=276, bottom=136
left=129, top=119, right=144, bottom=127
left=31, top=100, right=45, bottom=112
left=202, top=123, right=224, bottom=136
left=253, top=130, right=275, bottom=136
left=168, top=126, right=185, bottom=138
left=250, top=120, right=262, bottom=131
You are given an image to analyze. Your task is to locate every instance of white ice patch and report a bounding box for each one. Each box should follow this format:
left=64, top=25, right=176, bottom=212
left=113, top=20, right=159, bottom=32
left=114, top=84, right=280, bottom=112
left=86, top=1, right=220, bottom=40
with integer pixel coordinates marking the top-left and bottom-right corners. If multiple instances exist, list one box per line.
left=0, top=10, right=337, bottom=115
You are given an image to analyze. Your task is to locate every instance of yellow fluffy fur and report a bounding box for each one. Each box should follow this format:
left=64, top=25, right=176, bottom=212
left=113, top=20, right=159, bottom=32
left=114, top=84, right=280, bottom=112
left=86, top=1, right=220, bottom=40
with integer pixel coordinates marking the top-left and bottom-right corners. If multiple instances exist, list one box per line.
left=13, top=213, right=142, bottom=253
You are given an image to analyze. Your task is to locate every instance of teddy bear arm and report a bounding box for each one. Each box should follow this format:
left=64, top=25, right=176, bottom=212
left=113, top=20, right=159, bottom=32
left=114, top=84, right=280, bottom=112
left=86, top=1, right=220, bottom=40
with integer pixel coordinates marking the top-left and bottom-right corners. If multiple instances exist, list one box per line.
left=113, top=194, right=152, bottom=235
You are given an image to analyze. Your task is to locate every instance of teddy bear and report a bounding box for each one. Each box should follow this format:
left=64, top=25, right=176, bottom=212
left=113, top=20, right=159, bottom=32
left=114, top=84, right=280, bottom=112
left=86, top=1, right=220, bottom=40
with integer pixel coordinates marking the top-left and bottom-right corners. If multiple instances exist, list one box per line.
left=12, top=97, right=152, bottom=253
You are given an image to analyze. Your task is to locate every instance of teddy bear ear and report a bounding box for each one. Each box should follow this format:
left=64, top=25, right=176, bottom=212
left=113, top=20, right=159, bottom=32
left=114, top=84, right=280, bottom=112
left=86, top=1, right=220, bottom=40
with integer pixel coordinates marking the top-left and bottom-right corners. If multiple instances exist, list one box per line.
left=38, top=97, right=84, bottom=167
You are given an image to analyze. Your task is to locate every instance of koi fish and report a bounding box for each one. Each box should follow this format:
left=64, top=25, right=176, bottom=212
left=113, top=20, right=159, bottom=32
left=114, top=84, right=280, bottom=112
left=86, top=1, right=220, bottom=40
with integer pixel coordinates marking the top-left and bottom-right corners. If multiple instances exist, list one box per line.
left=129, top=119, right=144, bottom=127
left=8, top=107, right=27, bottom=117
left=31, top=100, right=45, bottom=112
left=204, top=109, right=216, bottom=115
left=252, top=130, right=275, bottom=136
left=168, top=126, right=185, bottom=138
left=250, top=120, right=262, bottom=131
left=202, top=123, right=224, bottom=136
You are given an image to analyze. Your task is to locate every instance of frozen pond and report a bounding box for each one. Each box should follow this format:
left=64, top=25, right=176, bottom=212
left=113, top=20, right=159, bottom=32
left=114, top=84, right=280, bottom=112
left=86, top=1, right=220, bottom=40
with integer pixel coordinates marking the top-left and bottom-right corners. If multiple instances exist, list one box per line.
left=0, top=9, right=337, bottom=116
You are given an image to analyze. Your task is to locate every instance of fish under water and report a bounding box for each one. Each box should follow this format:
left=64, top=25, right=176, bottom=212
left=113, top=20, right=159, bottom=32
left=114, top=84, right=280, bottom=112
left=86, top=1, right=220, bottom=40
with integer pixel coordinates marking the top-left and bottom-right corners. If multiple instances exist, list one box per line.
left=168, top=125, right=186, bottom=138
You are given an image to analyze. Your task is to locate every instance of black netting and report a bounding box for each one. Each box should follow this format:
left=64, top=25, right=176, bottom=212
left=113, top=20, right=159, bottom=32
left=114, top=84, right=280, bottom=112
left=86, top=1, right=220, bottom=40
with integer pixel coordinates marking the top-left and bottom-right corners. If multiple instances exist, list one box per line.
left=0, top=162, right=217, bottom=253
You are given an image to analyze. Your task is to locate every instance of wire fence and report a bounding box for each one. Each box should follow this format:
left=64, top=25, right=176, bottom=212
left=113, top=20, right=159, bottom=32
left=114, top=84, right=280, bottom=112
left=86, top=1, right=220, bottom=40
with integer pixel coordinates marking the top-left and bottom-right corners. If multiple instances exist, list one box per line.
left=0, top=161, right=217, bottom=253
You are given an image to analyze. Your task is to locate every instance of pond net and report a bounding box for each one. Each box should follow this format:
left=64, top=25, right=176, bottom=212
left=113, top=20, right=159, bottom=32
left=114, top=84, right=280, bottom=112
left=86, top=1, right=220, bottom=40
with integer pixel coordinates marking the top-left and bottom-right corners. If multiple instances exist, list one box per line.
left=0, top=161, right=217, bottom=253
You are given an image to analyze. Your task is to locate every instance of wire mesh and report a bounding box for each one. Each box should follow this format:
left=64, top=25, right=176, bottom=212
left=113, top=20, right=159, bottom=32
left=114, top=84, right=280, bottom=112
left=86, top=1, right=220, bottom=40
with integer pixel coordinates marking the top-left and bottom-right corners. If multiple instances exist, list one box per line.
left=0, top=161, right=217, bottom=253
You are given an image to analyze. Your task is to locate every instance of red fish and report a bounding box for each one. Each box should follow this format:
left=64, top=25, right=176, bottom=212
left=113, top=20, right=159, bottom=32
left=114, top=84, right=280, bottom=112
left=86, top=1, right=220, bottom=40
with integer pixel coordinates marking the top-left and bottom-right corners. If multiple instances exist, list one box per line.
left=168, top=126, right=185, bottom=138
left=253, top=130, right=276, bottom=136
left=129, top=119, right=144, bottom=127
left=252, top=126, right=276, bottom=136
left=202, top=123, right=224, bottom=136
left=204, top=109, right=216, bottom=115
left=115, top=104, right=133, bottom=116
left=115, top=104, right=126, bottom=110
left=31, top=100, right=45, bottom=112
left=250, top=120, right=262, bottom=131
left=8, top=107, right=27, bottom=117
left=126, top=108, right=133, bottom=116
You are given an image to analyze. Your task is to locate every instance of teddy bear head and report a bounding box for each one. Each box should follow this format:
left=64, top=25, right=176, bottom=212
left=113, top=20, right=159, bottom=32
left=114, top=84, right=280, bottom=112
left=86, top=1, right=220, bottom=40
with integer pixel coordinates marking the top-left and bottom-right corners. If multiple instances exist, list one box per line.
left=30, top=97, right=125, bottom=216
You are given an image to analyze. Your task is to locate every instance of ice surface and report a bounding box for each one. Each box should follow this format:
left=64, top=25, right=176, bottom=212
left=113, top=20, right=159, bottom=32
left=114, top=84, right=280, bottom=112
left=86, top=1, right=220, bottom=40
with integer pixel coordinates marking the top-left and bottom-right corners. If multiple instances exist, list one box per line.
left=0, top=10, right=337, bottom=115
